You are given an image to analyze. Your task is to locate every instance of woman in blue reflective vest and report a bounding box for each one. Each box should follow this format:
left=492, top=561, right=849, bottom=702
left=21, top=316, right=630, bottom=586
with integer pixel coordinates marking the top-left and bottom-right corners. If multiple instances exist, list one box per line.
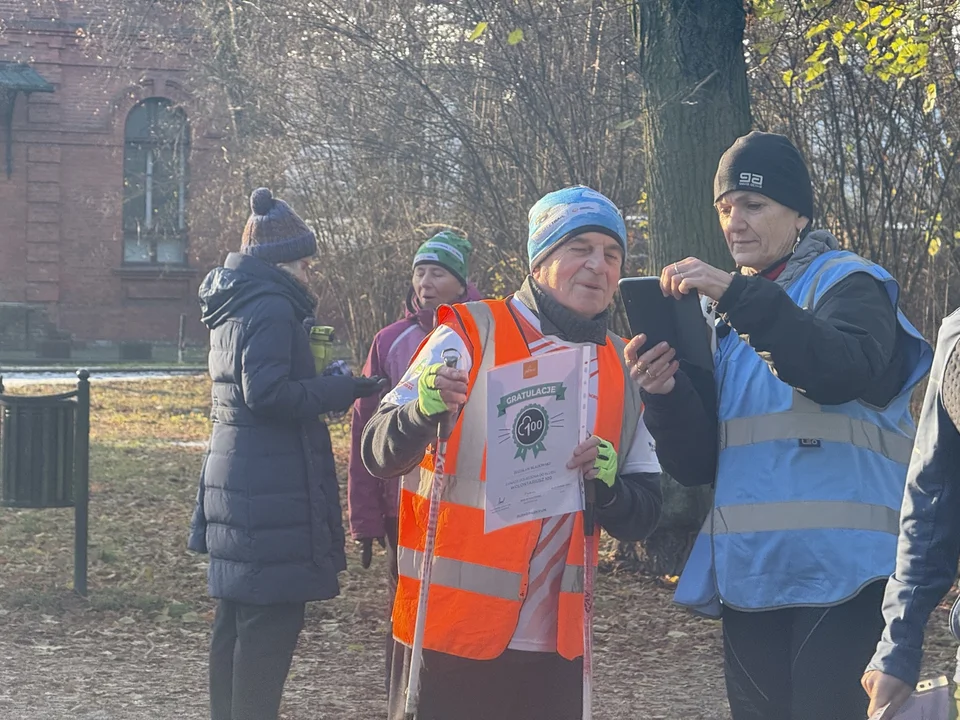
left=625, top=132, right=933, bottom=720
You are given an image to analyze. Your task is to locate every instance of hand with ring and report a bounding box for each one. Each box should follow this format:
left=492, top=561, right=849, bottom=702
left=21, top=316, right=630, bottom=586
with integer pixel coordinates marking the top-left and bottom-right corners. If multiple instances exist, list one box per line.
left=624, top=334, right=679, bottom=395
left=660, top=257, right=734, bottom=302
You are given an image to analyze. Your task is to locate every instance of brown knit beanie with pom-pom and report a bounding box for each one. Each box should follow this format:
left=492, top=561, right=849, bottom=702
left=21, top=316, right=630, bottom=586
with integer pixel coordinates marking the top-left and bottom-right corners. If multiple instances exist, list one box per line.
left=240, top=187, right=317, bottom=264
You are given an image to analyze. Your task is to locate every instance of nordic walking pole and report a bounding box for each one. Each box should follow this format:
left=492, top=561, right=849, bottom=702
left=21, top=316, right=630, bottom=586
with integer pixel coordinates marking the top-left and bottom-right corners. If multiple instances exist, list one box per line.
left=578, top=346, right=595, bottom=720
left=582, top=483, right=596, bottom=720
left=404, top=351, right=460, bottom=720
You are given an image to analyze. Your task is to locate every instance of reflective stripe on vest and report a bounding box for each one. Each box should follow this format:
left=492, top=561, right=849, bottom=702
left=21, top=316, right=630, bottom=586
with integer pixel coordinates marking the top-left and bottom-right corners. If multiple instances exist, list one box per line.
left=709, top=501, right=899, bottom=535
left=561, top=563, right=583, bottom=594
left=440, top=303, right=497, bottom=479
left=398, top=546, right=586, bottom=598
left=402, top=472, right=484, bottom=509
left=397, top=546, right=522, bottom=601
left=719, top=390, right=914, bottom=466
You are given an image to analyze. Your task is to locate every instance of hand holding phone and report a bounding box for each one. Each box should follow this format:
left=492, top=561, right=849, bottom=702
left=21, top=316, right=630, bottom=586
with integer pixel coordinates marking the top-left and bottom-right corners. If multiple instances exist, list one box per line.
left=618, top=276, right=714, bottom=373
left=624, top=334, right=679, bottom=395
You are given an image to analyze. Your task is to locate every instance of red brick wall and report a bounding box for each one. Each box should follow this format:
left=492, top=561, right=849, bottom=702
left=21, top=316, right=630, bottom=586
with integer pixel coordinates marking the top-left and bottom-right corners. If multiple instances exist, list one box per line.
left=0, top=94, right=29, bottom=305
left=0, top=2, right=227, bottom=345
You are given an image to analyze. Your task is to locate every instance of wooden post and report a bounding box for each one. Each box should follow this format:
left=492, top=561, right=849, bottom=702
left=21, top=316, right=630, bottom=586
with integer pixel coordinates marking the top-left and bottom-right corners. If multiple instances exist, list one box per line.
left=178, top=314, right=186, bottom=365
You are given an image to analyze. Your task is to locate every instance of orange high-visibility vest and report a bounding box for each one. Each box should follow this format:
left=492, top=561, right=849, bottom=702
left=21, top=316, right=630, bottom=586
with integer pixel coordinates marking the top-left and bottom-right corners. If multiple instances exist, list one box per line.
left=392, top=298, right=640, bottom=661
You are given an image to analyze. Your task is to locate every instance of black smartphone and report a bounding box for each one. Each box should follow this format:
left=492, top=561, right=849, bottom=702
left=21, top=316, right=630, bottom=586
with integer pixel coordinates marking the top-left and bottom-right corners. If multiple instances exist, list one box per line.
left=617, top=276, right=714, bottom=372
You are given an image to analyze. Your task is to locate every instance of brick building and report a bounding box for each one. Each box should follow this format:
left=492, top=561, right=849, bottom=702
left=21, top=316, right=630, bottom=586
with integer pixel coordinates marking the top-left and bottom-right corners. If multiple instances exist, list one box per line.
left=0, top=1, right=227, bottom=348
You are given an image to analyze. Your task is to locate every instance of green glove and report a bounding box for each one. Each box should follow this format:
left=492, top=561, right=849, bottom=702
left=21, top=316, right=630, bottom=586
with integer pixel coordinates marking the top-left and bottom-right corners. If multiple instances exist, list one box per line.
left=417, top=362, right=449, bottom=418
left=593, top=438, right=618, bottom=488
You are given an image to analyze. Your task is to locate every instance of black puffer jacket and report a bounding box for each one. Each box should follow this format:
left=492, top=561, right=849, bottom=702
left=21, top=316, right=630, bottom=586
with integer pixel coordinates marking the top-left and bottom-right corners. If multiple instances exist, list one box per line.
left=188, top=252, right=352, bottom=604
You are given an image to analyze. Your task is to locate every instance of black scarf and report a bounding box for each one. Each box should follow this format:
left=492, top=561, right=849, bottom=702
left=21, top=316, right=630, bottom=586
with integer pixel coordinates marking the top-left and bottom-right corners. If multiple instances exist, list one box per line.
left=514, top=276, right=609, bottom=345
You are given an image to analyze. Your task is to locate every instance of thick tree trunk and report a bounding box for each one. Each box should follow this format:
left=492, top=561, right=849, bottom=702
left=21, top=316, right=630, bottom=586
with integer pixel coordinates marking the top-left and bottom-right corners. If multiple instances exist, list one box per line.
left=637, top=0, right=752, bottom=270
left=629, top=0, right=752, bottom=575
left=635, top=475, right=715, bottom=576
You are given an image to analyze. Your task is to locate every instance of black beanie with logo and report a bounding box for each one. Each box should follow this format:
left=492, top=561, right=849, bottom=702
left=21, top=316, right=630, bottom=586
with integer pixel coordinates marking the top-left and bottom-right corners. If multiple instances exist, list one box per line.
left=713, top=131, right=814, bottom=221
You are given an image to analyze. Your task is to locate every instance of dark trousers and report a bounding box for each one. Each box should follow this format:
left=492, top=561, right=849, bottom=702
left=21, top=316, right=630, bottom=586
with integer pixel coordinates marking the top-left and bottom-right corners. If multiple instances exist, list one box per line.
left=384, top=516, right=400, bottom=694
left=722, top=581, right=886, bottom=720
left=387, top=643, right=583, bottom=720
left=209, top=599, right=306, bottom=720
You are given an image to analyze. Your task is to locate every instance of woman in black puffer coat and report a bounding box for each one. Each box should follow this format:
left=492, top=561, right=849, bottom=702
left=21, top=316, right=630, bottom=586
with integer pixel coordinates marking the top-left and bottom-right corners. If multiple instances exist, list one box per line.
left=188, top=188, right=383, bottom=720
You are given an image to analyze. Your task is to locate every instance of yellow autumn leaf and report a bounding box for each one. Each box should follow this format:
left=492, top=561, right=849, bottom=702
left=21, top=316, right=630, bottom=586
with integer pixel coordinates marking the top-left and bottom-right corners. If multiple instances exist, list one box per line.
left=467, top=21, right=488, bottom=42
left=923, top=83, right=937, bottom=114
left=928, top=237, right=942, bottom=257
left=805, top=19, right=831, bottom=39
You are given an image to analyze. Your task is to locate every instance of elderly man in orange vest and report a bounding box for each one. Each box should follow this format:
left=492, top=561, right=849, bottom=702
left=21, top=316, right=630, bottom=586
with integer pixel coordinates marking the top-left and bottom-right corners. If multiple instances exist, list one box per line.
left=362, top=186, right=663, bottom=720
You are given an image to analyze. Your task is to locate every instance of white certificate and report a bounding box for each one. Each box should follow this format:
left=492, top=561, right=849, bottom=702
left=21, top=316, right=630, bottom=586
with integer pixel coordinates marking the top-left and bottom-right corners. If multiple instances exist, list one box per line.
left=484, top=346, right=588, bottom=533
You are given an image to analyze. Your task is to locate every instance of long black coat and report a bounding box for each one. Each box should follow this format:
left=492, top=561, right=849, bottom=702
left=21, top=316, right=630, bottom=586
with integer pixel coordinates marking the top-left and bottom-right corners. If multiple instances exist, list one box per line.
left=188, top=252, right=352, bottom=604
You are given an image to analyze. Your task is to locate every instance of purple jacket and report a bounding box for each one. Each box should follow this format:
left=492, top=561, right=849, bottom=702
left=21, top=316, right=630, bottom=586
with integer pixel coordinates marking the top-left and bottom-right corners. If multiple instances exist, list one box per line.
left=348, top=284, right=482, bottom=540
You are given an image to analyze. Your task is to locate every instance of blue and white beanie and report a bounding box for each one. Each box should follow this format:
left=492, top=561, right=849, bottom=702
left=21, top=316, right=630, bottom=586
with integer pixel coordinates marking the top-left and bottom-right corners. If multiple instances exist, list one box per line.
left=527, top=185, right=627, bottom=269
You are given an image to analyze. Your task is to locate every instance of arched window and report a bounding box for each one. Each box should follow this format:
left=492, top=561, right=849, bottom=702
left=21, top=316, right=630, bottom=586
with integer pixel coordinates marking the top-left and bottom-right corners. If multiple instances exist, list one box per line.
left=122, top=98, right=190, bottom=264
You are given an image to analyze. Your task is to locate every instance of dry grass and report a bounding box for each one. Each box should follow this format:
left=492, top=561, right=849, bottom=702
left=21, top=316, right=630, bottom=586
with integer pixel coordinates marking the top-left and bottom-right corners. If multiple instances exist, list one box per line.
left=0, top=378, right=955, bottom=719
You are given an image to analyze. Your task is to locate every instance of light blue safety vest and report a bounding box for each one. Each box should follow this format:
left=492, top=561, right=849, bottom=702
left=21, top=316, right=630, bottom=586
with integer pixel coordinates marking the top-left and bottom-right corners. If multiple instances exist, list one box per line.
left=674, top=250, right=933, bottom=617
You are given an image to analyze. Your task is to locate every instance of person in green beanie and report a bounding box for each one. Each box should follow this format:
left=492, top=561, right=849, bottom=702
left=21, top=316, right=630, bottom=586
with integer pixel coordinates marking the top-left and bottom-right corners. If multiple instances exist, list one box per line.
left=348, top=229, right=483, bottom=693
left=408, top=230, right=473, bottom=309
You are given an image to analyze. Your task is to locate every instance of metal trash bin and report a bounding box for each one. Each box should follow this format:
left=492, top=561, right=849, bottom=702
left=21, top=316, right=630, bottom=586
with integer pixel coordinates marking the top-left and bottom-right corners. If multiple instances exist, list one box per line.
left=0, top=391, right=77, bottom=508
left=0, top=370, right=91, bottom=595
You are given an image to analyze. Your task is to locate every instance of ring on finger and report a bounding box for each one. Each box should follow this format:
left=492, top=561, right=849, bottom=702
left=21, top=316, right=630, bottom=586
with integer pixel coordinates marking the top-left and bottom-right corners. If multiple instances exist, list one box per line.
left=645, top=367, right=657, bottom=379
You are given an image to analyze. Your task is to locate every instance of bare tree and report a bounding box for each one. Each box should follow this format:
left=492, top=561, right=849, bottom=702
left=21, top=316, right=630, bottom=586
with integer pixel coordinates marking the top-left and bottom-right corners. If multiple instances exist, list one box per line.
left=181, top=0, right=647, bottom=360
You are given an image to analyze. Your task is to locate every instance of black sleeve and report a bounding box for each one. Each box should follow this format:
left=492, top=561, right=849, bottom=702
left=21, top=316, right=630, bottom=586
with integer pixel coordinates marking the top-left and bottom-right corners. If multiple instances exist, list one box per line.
left=361, top=401, right=437, bottom=479
left=715, top=271, right=899, bottom=405
left=597, top=471, right=663, bottom=542
left=640, top=367, right=718, bottom=487
left=240, top=310, right=356, bottom=418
